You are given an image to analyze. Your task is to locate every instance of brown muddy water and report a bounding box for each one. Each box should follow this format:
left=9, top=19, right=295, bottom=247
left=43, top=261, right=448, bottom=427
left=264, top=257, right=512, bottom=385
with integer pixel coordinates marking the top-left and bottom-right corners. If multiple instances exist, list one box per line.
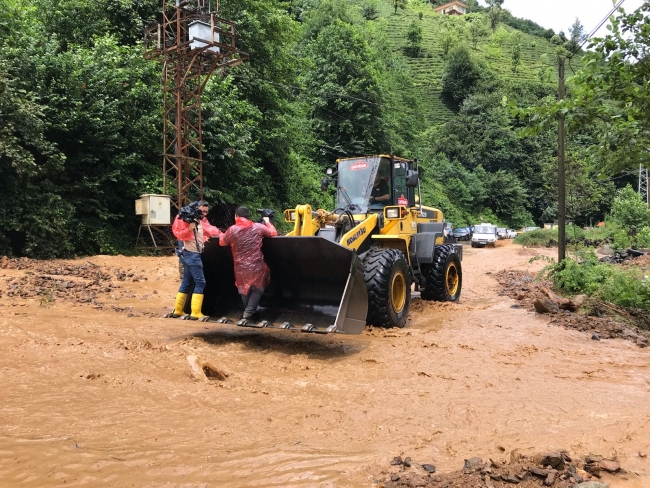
left=0, top=243, right=649, bottom=487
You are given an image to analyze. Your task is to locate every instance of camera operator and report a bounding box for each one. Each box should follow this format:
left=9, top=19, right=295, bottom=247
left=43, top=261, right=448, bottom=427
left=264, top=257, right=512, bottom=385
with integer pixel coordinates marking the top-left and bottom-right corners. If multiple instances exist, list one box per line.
left=165, top=200, right=221, bottom=321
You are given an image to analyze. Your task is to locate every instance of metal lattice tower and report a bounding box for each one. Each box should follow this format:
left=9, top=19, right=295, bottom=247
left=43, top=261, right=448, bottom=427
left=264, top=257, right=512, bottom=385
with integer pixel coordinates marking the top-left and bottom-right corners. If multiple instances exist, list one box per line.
left=144, top=0, right=248, bottom=210
left=640, top=164, right=649, bottom=206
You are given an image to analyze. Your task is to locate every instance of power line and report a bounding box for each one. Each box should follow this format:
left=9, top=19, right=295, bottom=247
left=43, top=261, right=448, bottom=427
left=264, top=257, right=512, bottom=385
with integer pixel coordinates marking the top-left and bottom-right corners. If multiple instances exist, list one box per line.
left=568, top=0, right=626, bottom=58
left=228, top=74, right=419, bottom=115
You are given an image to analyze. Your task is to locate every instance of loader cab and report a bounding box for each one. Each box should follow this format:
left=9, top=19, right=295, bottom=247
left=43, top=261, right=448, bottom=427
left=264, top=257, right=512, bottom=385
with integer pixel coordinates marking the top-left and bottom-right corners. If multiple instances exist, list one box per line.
left=335, top=156, right=417, bottom=213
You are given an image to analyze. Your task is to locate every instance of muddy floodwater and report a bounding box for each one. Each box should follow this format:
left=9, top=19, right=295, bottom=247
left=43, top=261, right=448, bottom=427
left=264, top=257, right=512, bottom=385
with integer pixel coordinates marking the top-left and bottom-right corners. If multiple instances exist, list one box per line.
left=0, top=242, right=649, bottom=487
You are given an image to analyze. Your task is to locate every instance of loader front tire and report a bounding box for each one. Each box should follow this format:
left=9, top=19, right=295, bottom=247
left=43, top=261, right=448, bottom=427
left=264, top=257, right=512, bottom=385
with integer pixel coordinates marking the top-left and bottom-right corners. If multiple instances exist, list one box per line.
left=362, top=248, right=410, bottom=328
left=421, top=245, right=462, bottom=302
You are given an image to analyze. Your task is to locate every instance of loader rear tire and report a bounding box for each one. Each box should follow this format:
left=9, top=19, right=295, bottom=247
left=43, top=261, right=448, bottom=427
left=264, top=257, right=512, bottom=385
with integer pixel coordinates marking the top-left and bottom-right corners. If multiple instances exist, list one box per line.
left=362, top=248, right=410, bottom=328
left=421, top=245, right=462, bottom=302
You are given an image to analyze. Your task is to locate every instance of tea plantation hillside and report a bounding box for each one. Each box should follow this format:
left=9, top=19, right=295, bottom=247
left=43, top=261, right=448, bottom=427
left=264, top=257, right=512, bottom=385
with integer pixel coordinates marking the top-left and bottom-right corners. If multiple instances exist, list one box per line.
left=374, top=0, right=560, bottom=124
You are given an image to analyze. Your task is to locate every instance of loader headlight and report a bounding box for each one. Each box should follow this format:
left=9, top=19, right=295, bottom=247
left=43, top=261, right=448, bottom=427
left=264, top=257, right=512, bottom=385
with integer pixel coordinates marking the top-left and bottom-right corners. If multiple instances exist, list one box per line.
left=284, top=209, right=296, bottom=222
left=386, top=208, right=400, bottom=219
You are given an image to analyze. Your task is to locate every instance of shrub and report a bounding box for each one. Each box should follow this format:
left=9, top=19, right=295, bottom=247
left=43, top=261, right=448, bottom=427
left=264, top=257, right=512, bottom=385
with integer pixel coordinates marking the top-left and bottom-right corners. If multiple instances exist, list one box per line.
left=406, top=20, right=423, bottom=57
left=548, top=250, right=612, bottom=294
left=611, top=228, right=632, bottom=250
left=610, top=185, right=650, bottom=230
left=539, top=250, right=650, bottom=310
left=361, top=0, right=380, bottom=20
left=637, top=226, right=650, bottom=248
left=514, top=229, right=556, bottom=247
left=601, top=270, right=650, bottom=309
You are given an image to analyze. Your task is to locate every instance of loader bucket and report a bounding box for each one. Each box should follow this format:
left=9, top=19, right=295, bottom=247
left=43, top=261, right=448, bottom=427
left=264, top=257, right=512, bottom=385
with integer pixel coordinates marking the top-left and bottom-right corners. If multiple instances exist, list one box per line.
left=200, top=237, right=368, bottom=334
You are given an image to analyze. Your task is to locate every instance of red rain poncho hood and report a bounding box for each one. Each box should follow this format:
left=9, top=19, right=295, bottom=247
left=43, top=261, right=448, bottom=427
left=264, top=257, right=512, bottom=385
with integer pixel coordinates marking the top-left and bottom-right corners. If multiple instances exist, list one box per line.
left=219, top=217, right=277, bottom=294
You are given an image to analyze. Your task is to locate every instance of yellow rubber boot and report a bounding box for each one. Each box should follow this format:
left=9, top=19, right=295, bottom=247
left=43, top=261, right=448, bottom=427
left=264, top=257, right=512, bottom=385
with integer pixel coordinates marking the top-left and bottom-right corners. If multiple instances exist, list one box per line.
left=164, top=292, right=188, bottom=318
left=189, top=293, right=205, bottom=321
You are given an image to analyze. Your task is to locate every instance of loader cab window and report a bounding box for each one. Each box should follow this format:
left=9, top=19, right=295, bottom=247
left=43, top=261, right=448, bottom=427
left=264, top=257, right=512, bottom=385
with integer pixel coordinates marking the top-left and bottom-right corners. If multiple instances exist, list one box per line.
left=336, top=157, right=393, bottom=211
left=392, top=160, right=416, bottom=207
left=369, top=159, right=391, bottom=209
left=337, top=159, right=372, bottom=210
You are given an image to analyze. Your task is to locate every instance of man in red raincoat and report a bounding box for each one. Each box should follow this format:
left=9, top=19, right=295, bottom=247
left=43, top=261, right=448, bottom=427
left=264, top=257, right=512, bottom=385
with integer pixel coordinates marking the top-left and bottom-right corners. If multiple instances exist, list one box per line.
left=166, top=200, right=221, bottom=320
left=219, top=206, right=277, bottom=320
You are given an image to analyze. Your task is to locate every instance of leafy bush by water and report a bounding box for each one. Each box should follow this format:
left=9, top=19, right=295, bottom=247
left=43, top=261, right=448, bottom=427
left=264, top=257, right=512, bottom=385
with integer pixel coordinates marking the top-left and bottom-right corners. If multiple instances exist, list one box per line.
left=538, top=250, right=650, bottom=310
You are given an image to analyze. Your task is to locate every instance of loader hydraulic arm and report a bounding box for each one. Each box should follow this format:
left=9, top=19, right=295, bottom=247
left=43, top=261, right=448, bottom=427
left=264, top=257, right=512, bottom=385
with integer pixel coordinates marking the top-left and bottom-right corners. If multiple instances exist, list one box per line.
left=285, top=205, right=320, bottom=237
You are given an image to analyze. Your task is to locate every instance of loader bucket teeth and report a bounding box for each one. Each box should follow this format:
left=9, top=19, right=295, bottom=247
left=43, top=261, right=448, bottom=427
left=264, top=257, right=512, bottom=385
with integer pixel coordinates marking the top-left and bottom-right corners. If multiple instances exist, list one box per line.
left=200, top=237, right=368, bottom=334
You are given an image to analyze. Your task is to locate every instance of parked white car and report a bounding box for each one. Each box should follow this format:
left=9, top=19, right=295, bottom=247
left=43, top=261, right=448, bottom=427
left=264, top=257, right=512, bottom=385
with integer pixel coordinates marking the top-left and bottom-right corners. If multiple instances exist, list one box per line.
left=506, top=229, right=517, bottom=239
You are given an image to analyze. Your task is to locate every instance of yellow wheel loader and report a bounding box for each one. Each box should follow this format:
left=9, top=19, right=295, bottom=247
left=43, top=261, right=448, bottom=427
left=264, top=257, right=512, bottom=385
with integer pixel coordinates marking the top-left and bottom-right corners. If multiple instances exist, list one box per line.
left=198, top=155, right=462, bottom=334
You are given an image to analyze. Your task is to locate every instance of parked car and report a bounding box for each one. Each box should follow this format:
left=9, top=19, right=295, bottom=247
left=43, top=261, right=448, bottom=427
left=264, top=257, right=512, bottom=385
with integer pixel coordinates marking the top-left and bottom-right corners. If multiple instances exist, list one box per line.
left=497, top=227, right=507, bottom=239
left=453, top=227, right=470, bottom=241
left=506, top=229, right=517, bottom=239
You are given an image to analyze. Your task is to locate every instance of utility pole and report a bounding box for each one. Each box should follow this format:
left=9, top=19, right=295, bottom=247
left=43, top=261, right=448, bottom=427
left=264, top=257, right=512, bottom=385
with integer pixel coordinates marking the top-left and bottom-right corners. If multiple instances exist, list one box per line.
left=144, top=0, right=248, bottom=211
left=557, top=56, right=566, bottom=262
left=640, top=164, right=649, bottom=207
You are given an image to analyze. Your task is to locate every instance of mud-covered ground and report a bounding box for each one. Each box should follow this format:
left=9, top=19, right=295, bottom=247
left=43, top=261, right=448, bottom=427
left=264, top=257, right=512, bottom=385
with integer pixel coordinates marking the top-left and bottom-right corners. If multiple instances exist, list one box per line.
left=1, top=242, right=649, bottom=487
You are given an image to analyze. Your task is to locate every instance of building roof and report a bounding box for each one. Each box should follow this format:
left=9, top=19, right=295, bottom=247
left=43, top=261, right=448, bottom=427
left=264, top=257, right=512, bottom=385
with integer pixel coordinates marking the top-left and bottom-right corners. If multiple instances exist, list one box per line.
left=434, top=1, right=468, bottom=13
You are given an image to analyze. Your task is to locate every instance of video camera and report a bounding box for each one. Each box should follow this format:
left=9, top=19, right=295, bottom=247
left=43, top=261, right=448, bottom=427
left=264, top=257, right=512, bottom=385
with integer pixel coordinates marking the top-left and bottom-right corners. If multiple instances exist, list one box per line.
left=178, top=202, right=203, bottom=224
left=256, top=208, right=275, bottom=224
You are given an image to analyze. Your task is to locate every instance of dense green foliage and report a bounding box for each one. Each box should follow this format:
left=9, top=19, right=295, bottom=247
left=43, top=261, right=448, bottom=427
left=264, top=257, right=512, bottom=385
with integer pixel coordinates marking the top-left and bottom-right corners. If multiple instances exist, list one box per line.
left=610, top=185, right=650, bottom=230
left=518, top=3, right=650, bottom=174
left=0, top=0, right=646, bottom=257
left=539, top=250, right=650, bottom=311
left=515, top=186, right=650, bottom=251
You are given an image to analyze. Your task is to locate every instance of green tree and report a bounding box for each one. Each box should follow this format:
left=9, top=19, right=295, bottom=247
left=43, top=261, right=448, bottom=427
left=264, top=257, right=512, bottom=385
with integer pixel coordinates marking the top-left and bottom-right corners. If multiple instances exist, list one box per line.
left=361, top=0, right=380, bottom=21
left=439, top=27, right=459, bottom=57
left=610, top=185, right=650, bottom=230
left=540, top=154, right=616, bottom=226
left=566, top=17, right=585, bottom=53
left=489, top=25, right=510, bottom=47
left=220, top=0, right=311, bottom=210
left=441, top=46, right=481, bottom=106
left=467, top=14, right=488, bottom=50
left=392, top=0, right=407, bottom=15
left=511, top=31, right=522, bottom=72
left=406, top=19, right=423, bottom=57
left=518, top=3, right=650, bottom=174
left=484, top=170, right=533, bottom=227
left=487, top=4, right=503, bottom=31
left=537, top=53, right=554, bottom=84
left=303, top=20, right=384, bottom=161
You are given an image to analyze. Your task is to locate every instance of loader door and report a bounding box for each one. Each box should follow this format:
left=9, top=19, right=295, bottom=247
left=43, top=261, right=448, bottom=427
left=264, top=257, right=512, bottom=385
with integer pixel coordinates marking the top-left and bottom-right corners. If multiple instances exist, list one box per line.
left=391, top=160, right=415, bottom=207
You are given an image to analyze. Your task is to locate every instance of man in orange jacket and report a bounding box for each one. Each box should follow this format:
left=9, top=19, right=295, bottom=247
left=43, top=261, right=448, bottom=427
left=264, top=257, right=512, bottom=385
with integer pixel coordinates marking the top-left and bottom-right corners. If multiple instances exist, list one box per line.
left=219, top=206, right=277, bottom=320
left=166, top=200, right=221, bottom=320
